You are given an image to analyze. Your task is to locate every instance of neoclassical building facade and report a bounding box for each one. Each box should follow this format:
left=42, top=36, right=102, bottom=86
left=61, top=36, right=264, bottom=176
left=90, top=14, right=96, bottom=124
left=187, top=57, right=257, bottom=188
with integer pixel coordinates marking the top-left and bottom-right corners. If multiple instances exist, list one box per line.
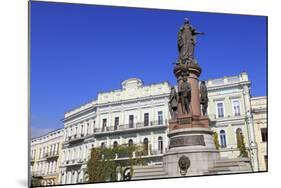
left=59, top=78, right=170, bottom=184
left=251, top=96, right=267, bottom=171
left=30, top=128, right=64, bottom=186
left=56, top=72, right=260, bottom=184
left=207, top=72, right=258, bottom=171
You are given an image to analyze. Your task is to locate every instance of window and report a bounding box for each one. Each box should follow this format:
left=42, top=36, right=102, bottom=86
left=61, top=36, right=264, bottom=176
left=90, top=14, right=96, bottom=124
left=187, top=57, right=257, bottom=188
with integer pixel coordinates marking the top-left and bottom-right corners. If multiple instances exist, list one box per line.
left=129, top=115, right=134, bottom=128
left=101, top=142, right=105, bottom=149
left=128, top=139, right=133, bottom=147
left=113, top=141, right=118, bottom=148
left=114, top=117, right=119, bottom=130
left=93, top=121, right=95, bottom=132
left=87, top=122, right=90, bottom=136
left=233, top=100, right=241, bottom=116
left=236, top=128, right=243, bottom=144
left=158, top=136, right=163, bottom=153
left=144, top=113, right=149, bottom=126
left=217, top=102, right=224, bottom=118
left=261, top=128, right=268, bottom=142
left=220, top=130, right=227, bottom=148
left=158, top=111, right=163, bottom=125
left=102, top=119, right=107, bottom=131
left=143, top=138, right=149, bottom=155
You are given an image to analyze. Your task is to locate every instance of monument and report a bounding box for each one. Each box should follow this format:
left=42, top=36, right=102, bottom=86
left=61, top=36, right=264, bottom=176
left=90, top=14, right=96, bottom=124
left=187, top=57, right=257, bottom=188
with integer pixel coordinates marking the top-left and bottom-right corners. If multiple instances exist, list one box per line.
left=163, top=18, right=219, bottom=176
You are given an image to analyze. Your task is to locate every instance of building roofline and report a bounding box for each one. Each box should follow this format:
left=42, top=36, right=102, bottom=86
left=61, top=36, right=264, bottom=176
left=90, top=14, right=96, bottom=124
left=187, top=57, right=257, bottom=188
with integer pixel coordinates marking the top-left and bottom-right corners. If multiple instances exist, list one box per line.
left=31, top=127, right=64, bottom=141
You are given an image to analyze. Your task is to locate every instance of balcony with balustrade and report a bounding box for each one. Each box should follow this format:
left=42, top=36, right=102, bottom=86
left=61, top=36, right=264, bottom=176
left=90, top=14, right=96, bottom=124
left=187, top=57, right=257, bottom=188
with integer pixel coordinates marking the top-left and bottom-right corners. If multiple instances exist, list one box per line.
left=93, top=119, right=168, bottom=136
left=32, top=170, right=58, bottom=177
left=45, top=151, right=59, bottom=160
left=61, top=158, right=86, bottom=167
left=65, top=134, right=86, bottom=144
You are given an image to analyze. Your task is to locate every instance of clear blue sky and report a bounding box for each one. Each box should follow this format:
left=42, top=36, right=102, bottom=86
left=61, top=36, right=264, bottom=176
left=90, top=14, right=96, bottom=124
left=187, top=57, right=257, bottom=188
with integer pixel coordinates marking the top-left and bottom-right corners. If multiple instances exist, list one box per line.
left=30, top=1, right=267, bottom=137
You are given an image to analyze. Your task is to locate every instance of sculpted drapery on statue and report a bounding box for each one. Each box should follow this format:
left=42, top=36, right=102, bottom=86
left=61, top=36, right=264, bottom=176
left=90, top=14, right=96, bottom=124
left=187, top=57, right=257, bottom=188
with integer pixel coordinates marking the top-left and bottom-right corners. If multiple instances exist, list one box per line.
left=177, top=18, right=204, bottom=64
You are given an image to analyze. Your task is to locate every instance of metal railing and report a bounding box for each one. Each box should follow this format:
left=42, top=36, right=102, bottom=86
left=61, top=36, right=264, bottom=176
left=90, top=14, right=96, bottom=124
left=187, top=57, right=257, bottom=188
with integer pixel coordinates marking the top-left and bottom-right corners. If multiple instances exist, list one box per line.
left=62, top=158, right=85, bottom=166
left=94, top=119, right=168, bottom=133
left=45, top=151, right=59, bottom=158
left=67, top=134, right=85, bottom=142
left=32, top=171, right=58, bottom=177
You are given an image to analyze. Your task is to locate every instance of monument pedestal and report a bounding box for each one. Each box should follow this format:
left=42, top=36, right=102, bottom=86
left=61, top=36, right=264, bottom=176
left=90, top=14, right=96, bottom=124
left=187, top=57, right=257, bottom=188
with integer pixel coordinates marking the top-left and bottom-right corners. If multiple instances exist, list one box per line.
left=164, top=61, right=220, bottom=177
left=164, top=111, right=220, bottom=176
left=163, top=126, right=219, bottom=177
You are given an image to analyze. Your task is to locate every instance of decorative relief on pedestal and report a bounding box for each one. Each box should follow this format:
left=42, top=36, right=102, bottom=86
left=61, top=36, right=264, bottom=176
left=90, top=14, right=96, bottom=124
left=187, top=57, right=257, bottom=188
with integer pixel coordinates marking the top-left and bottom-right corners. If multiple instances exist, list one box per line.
left=169, top=135, right=205, bottom=148
left=178, top=155, right=191, bottom=175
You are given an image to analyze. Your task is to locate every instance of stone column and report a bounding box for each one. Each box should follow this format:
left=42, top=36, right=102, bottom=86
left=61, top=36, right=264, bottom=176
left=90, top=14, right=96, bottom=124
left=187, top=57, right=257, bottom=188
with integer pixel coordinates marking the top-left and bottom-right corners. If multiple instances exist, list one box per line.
left=89, top=119, right=94, bottom=135
left=80, top=170, right=84, bottom=183
left=67, top=171, right=72, bottom=184
left=45, top=162, right=49, bottom=175
left=74, top=170, right=78, bottom=184
left=187, top=64, right=202, bottom=117
left=48, top=161, right=53, bottom=174
left=53, top=160, right=57, bottom=174
left=84, top=122, right=87, bottom=136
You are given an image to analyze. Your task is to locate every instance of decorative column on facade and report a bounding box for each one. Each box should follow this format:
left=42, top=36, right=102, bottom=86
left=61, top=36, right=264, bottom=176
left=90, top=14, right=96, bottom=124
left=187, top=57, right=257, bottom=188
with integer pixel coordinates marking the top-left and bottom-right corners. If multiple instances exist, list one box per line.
left=53, top=160, right=57, bottom=174
left=74, top=170, right=78, bottom=184
left=50, top=161, right=53, bottom=174
left=137, top=103, right=141, bottom=124
left=67, top=171, right=71, bottom=184
left=243, top=85, right=258, bottom=171
left=59, top=171, right=66, bottom=184
left=150, top=131, right=154, bottom=155
left=151, top=100, right=155, bottom=125
left=89, top=119, right=94, bottom=135
left=80, top=170, right=84, bottom=183
left=56, top=143, right=58, bottom=154
left=64, top=128, right=67, bottom=141
left=45, top=161, right=49, bottom=175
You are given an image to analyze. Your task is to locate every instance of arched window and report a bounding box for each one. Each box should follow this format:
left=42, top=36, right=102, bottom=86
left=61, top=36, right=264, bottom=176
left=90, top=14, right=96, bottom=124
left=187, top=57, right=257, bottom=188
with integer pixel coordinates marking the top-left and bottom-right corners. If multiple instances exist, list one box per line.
left=128, top=139, right=133, bottom=147
left=113, top=141, right=118, bottom=148
left=158, top=136, right=163, bottom=154
left=236, top=128, right=242, bottom=137
left=220, top=130, right=227, bottom=148
left=143, top=138, right=149, bottom=155
left=236, top=128, right=243, bottom=145
left=101, top=142, right=105, bottom=149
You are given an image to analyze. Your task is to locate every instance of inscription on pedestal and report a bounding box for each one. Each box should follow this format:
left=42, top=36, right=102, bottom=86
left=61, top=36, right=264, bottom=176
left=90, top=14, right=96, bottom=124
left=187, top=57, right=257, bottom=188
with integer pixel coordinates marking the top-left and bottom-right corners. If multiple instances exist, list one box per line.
left=169, top=135, right=205, bottom=148
left=178, top=117, right=192, bottom=125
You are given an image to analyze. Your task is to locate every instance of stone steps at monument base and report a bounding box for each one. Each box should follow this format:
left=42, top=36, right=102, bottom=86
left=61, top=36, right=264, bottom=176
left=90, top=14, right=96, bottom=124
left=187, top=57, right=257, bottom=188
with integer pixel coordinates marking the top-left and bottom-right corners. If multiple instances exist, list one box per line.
left=213, top=161, right=240, bottom=168
left=132, top=174, right=169, bottom=180
left=134, top=165, right=164, bottom=172
left=204, top=157, right=252, bottom=175
left=215, top=157, right=250, bottom=165
left=132, top=165, right=168, bottom=180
